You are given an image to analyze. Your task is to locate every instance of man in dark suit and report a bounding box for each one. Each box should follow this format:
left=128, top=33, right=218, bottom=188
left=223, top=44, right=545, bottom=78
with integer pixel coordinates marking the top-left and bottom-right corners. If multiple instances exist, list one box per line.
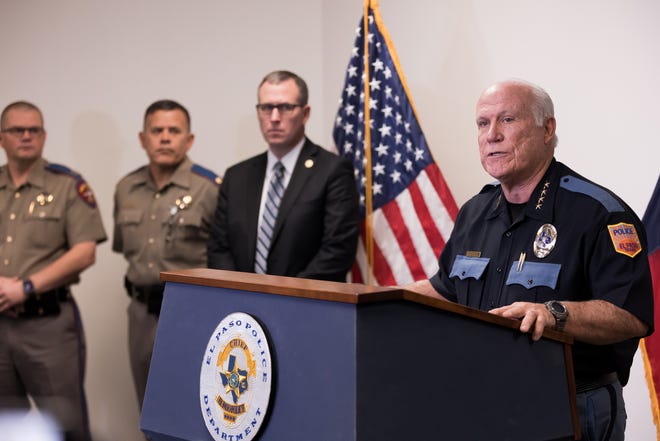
left=207, top=70, right=359, bottom=282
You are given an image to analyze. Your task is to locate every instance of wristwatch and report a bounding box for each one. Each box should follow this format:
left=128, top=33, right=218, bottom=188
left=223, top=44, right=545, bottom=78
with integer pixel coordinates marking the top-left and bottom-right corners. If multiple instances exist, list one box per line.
left=544, top=300, right=568, bottom=332
left=22, top=278, right=36, bottom=298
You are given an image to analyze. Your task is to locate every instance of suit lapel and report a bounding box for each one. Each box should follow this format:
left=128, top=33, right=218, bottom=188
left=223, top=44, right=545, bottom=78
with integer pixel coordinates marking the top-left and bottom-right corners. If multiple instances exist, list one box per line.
left=272, top=140, right=317, bottom=243
left=246, top=154, right=268, bottom=262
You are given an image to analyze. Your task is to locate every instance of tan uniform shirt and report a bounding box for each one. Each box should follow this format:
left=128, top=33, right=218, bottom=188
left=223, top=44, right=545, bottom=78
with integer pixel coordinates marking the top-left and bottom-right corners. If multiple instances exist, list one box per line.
left=0, top=158, right=107, bottom=280
left=113, top=157, right=221, bottom=286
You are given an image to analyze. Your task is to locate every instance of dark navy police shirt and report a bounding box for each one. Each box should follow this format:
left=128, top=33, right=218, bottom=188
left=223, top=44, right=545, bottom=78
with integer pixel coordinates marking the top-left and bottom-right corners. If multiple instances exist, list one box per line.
left=430, top=159, right=654, bottom=384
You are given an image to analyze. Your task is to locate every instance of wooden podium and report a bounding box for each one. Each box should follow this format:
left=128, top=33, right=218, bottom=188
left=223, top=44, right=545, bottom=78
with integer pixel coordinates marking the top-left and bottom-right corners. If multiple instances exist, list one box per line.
left=141, top=269, right=579, bottom=441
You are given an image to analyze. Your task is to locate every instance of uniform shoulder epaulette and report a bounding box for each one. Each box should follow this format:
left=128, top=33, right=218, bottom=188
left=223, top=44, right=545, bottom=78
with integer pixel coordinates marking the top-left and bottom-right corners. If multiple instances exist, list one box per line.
left=479, top=181, right=500, bottom=194
left=192, top=163, right=222, bottom=186
left=559, top=175, right=624, bottom=213
left=46, top=162, right=98, bottom=208
left=46, top=162, right=82, bottom=180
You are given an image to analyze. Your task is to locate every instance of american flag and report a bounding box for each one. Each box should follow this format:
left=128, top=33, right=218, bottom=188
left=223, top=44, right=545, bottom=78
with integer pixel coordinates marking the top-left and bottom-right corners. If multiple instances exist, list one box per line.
left=333, top=1, right=458, bottom=286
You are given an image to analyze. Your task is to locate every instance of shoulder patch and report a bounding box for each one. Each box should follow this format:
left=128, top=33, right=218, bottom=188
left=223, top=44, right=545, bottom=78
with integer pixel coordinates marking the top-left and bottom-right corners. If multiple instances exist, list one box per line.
left=559, top=175, right=624, bottom=213
left=192, top=164, right=222, bottom=186
left=607, top=222, right=642, bottom=258
left=46, top=162, right=98, bottom=208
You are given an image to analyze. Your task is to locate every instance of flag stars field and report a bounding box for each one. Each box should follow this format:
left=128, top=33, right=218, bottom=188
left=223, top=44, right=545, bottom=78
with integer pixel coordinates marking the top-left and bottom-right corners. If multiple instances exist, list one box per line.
left=333, top=4, right=458, bottom=284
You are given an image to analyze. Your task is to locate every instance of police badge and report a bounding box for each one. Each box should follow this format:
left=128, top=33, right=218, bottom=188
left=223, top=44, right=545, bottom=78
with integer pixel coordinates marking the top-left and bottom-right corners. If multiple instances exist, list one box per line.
left=533, top=223, right=557, bottom=258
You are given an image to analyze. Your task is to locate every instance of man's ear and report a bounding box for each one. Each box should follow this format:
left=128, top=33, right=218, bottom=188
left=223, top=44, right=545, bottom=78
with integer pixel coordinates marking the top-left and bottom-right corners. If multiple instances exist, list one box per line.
left=544, top=117, right=556, bottom=146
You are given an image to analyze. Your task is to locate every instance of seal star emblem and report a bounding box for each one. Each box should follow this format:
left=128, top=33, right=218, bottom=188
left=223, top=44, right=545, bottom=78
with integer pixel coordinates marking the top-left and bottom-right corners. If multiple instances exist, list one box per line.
left=220, top=355, right=249, bottom=403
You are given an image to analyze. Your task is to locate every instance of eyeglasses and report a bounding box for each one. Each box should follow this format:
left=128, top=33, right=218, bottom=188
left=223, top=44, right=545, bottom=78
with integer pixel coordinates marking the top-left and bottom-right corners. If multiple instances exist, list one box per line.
left=255, top=103, right=303, bottom=116
left=1, top=126, right=45, bottom=136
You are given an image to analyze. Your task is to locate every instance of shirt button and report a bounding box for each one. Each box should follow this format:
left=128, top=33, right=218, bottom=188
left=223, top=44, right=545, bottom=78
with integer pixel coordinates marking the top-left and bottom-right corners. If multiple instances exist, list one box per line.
left=148, top=262, right=154, bottom=268
left=150, top=214, right=156, bottom=221
left=9, top=213, right=16, bottom=220
left=148, top=238, right=155, bottom=244
left=3, top=259, right=9, bottom=266
left=6, top=236, right=12, bottom=243
left=505, top=232, right=512, bottom=237
left=155, top=194, right=161, bottom=199
left=14, top=192, right=20, bottom=199
left=496, top=267, right=502, bottom=273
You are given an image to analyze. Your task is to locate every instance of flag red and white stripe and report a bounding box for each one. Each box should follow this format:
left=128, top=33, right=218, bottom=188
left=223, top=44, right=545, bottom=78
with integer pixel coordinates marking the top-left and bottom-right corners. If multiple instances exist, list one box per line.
left=333, top=0, right=458, bottom=285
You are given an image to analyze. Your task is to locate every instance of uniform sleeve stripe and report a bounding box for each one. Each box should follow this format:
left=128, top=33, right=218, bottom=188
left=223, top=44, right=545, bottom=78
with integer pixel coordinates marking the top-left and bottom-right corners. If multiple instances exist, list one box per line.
left=192, top=164, right=221, bottom=185
left=560, top=175, right=624, bottom=213
left=46, top=163, right=82, bottom=180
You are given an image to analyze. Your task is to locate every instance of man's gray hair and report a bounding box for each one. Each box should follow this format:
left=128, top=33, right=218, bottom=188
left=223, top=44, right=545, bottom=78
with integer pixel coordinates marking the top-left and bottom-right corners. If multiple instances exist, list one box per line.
left=503, top=79, right=558, bottom=149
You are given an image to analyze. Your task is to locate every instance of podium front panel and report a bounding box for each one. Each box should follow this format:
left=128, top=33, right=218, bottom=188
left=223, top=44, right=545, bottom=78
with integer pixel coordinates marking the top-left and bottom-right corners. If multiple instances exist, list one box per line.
left=356, top=301, right=573, bottom=441
left=142, top=272, right=576, bottom=441
left=141, top=282, right=358, bottom=441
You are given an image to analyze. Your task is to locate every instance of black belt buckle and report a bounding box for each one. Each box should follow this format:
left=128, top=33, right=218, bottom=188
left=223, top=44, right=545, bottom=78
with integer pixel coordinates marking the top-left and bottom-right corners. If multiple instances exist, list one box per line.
left=124, top=277, right=139, bottom=300
left=19, top=287, right=69, bottom=318
left=146, top=285, right=164, bottom=316
left=125, top=277, right=164, bottom=316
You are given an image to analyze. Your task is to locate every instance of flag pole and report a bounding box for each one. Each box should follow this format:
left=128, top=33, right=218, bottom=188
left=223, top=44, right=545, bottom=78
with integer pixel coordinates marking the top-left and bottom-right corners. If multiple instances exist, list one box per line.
left=363, top=0, right=374, bottom=285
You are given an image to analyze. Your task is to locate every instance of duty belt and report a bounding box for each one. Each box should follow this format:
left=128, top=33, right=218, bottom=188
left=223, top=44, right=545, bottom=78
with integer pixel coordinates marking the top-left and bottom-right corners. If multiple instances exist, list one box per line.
left=18, top=286, right=70, bottom=318
left=575, top=372, right=618, bottom=394
left=124, top=277, right=164, bottom=316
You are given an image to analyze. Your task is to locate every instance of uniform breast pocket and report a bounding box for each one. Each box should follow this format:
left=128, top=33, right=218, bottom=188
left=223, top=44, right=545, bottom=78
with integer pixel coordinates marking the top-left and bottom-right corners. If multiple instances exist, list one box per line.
left=505, top=261, right=561, bottom=303
left=25, top=207, right=66, bottom=249
left=116, top=209, right=144, bottom=255
left=170, top=208, right=205, bottom=241
left=449, top=255, right=490, bottom=308
left=164, top=208, right=207, bottom=262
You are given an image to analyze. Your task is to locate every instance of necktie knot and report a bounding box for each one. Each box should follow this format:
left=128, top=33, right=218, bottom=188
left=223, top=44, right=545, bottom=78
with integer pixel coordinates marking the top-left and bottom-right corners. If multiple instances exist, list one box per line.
left=273, top=161, right=285, bottom=179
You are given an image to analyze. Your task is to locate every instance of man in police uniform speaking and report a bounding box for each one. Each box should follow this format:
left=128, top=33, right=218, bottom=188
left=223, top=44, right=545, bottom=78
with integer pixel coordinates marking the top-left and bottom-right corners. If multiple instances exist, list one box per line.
left=407, top=80, right=653, bottom=441
left=113, top=100, right=220, bottom=411
left=0, top=101, right=107, bottom=441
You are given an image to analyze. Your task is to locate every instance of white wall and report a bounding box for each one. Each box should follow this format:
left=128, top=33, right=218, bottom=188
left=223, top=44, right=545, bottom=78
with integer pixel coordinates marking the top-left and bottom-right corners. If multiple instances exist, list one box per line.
left=1, top=1, right=658, bottom=440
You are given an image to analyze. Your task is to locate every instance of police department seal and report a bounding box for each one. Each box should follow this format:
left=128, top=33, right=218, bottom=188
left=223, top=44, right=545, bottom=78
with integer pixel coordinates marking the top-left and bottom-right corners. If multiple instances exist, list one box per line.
left=200, top=312, right=272, bottom=441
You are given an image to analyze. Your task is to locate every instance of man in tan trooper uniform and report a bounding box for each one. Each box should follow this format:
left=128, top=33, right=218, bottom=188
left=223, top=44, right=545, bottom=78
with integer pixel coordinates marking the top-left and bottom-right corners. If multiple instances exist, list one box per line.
left=0, top=101, right=107, bottom=441
left=113, top=99, right=221, bottom=411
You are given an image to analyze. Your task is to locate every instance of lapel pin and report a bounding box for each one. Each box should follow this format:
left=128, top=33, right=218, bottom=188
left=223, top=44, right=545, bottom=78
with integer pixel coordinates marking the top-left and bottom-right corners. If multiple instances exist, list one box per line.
left=175, top=195, right=193, bottom=210
left=304, top=159, right=314, bottom=169
left=30, top=192, right=54, bottom=214
left=36, top=192, right=54, bottom=206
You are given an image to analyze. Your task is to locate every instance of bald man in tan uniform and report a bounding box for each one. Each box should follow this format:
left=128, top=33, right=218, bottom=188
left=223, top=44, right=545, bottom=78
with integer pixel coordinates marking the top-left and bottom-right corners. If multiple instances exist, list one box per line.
left=113, top=100, right=220, bottom=410
left=0, top=101, right=107, bottom=441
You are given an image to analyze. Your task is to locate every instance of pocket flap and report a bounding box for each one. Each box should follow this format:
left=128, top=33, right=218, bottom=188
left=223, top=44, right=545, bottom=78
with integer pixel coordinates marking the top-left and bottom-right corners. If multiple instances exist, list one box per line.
left=506, top=262, right=561, bottom=289
left=449, top=255, right=490, bottom=280
left=117, top=209, right=143, bottom=225
left=170, top=207, right=203, bottom=228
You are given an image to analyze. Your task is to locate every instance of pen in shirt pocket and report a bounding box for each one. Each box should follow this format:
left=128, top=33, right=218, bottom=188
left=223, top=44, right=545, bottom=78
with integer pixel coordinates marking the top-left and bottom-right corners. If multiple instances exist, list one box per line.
left=516, top=251, right=526, bottom=272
